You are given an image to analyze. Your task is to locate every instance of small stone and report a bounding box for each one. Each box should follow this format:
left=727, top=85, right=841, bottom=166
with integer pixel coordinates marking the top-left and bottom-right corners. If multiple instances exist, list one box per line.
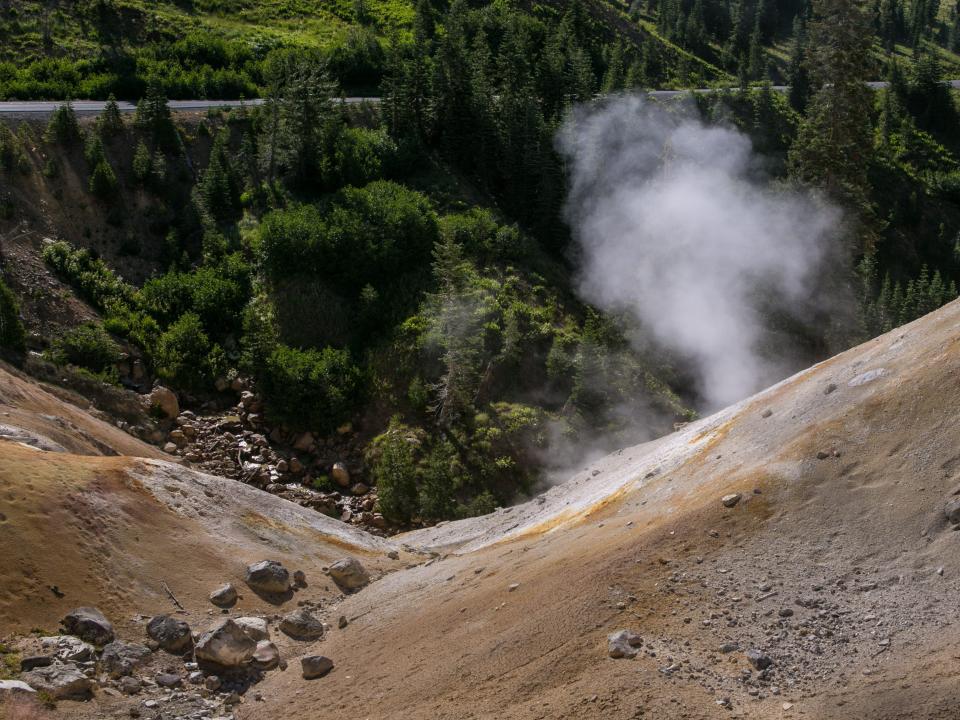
left=100, top=640, right=152, bottom=677
left=251, top=641, right=280, bottom=671
left=816, top=450, right=830, bottom=460
left=761, top=409, right=772, bottom=418
left=155, top=673, right=182, bottom=688
left=235, top=616, right=270, bottom=642
left=245, top=560, right=290, bottom=594
left=147, top=615, right=193, bottom=654
left=387, top=550, right=399, bottom=560
left=338, top=615, right=348, bottom=629
left=209, top=583, right=237, bottom=608
left=607, top=630, right=643, bottom=659
left=328, top=557, right=370, bottom=592
left=293, top=570, right=307, bottom=587
left=778, top=608, right=794, bottom=618
left=945, top=498, right=960, bottom=525
left=119, top=676, right=141, bottom=695
left=721, top=493, right=742, bottom=508
left=301, top=655, right=334, bottom=679
left=204, top=675, right=222, bottom=692
left=279, top=608, right=324, bottom=641
left=20, top=656, right=53, bottom=671
left=508, top=583, right=520, bottom=592
left=745, top=649, right=773, bottom=670
left=331, top=462, right=350, bottom=487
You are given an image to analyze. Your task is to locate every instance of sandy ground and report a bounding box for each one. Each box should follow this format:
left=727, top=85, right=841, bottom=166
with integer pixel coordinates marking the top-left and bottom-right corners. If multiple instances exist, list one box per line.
left=2, top=300, right=960, bottom=719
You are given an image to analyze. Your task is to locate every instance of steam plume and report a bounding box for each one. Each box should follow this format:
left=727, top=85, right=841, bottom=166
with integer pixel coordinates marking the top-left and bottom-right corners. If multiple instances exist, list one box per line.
left=558, top=96, right=841, bottom=409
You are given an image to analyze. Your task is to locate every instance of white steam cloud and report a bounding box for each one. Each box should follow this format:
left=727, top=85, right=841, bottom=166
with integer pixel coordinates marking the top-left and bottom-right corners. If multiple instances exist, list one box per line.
left=558, top=96, right=842, bottom=410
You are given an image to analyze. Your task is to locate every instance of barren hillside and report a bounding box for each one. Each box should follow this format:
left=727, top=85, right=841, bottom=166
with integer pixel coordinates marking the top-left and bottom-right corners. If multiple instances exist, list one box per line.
left=2, top=299, right=960, bottom=719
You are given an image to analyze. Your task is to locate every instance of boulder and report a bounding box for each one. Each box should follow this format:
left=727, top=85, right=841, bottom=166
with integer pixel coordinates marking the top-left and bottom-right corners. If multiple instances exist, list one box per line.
left=20, top=656, right=53, bottom=672
left=61, top=607, right=114, bottom=645
left=245, top=560, right=290, bottom=594
left=40, top=635, right=94, bottom=662
left=194, top=619, right=256, bottom=668
left=331, top=462, right=351, bottom=487
left=119, top=676, right=141, bottom=695
left=21, top=662, right=94, bottom=700
left=155, top=673, right=182, bottom=689
left=235, top=617, right=270, bottom=642
left=0, top=680, right=36, bottom=694
left=100, top=640, right=152, bottom=677
left=279, top=608, right=324, bottom=641
left=945, top=497, right=960, bottom=525
left=146, top=615, right=193, bottom=654
left=301, top=655, right=334, bottom=679
left=251, top=641, right=280, bottom=671
left=328, top=557, right=370, bottom=592
left=607, top=630, right=643, bottom=659
left=148, top=385, right=180, bottom=419
left=209, top=583, right=238, bottom=607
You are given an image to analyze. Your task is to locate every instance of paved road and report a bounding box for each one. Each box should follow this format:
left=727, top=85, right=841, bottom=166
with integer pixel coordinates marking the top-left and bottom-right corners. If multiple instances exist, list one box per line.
left=2, top=80, right=958, bottom=116
left=0, top=97, right=375, bottom=116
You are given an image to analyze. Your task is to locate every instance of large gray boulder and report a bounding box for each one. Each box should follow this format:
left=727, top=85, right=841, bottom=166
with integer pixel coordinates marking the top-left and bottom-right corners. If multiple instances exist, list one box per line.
left=194, top=619, right=257, bottom=668
left=21, top=662, right=94, bottom=700
left=328, top=557, right=370, bottom=592
left=209, top=583, right=237, bottom=607
left=61, top=607, right=114, bottom=646
left=40, top=635, right=94, bottom=662
left=245, top=560, right=290, bottom=594
left=147, top=615, right=193, bottom=654
left=100, top=640, right=152, bottom=677
left=279, top=608, right=324, bottom=641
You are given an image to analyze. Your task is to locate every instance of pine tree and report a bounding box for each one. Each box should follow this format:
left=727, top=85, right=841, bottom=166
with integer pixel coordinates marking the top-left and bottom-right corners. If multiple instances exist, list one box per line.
left=98, top=95, right=124, bottom=137
left=788, top=13, right=811, bottom=111
left=46, top=101, right=81, bottom=145
left=789, top=0, right=874, bottom=216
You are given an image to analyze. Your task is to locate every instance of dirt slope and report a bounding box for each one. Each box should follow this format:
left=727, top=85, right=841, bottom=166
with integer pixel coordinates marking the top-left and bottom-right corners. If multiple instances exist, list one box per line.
left=2, top=300, right=960, bottom=719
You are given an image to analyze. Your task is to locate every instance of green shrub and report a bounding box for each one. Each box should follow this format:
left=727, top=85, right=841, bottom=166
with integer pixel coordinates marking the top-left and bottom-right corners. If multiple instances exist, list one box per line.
left=132, top=141, right=152, bottom=183
left=42, top=241, right=136, bottom=309
left=0, top=279, right=26, bottom=353
left=326, top=27, right=386, bottom=89
left=154, top=312, right=221, bottom=390
left=321, top=126, right=396, bottom=189
left=439, top=209, right=529, bottom=260
left=48, top=323, right=121, bottom=375
left=259, top=344, right=362, bottom=432
left=368, top=421, right=420, bottom=524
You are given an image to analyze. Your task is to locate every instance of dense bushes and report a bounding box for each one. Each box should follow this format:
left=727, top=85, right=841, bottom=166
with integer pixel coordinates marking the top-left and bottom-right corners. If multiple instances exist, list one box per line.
left=259, top=180, right=437, bottom=296
left=47, top=323, right=121, bottom=378
left=258, top=345, right=363, bottom=432
left=154, top=312, right=224, bottom=390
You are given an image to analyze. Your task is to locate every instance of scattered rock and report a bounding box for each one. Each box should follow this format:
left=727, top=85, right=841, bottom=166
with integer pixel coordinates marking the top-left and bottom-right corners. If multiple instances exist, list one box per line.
left=61, top=606, right=115, bottom=645
left=331, top=462, right=350, bottom=487
left=20, top=656, right=53, bottom=672
left=41, top=635, right=94, bottom=662
left=293, top=570, right=307, bottom=587
left=235, top=617, right=270, bottom=642
left=945, top=497, right=960, bottom=525
left=155, top=673, right=182, bottom=689
left=279, top=608, right=324, bottom=641
left=816, top=450, right=830, bottom=460
left=209, top=583, right=237, bottom=608
left=778, top=607, right=794, bottom=618
left=761, top=409, right=772, bottom=418
left=21, top=662, right=94, bottom=700
left=251, top=641, right=280, bottom=671
left=351, top=482, right=370, bottom=496
left=721, top=493, right=742, bottom=508
left=745, top=649, right=773, bottom=670
left=387, top=550, right=399, bottom=560
left=508, top=583, right=520, bottom=592
left=0, top=680, right=36, bottom=694
left=148, top=385, right=180, bottom=419
left=338, top=615, right=348, bottom=629
left=328, top=557, right=370, bottom=591
left=204, top=675, right=222, bottom=692
left=119, top=676, right=141, bottom=695
left=608, top=630, right=643, bottom=659
left=245, top=560, right=290, bottom=594
left=194, top=619, right=257, bottom=668
left=301, top=655, right=334, bottom=679
left=100, top=640, right=152, bottom=677
left=146, top=615, right=193, bottom=654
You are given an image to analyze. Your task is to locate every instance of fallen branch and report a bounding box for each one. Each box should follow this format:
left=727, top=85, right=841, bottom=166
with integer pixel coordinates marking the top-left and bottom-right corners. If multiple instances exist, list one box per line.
left=162, top=581, right=185, bottom=611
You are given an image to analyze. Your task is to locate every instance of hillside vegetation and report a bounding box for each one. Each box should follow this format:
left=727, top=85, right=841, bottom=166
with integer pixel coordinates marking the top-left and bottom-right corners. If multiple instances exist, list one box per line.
left=1, top=0, right=960, bottom=524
